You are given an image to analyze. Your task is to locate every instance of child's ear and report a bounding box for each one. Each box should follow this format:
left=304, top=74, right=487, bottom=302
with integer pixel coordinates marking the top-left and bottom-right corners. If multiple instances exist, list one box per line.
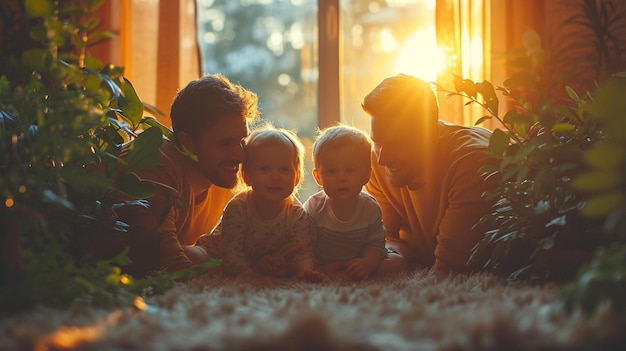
left=312, top=169, right=323, bottom=187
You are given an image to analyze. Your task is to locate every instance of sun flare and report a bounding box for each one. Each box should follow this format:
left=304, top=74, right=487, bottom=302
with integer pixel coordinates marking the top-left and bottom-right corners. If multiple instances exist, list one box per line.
left=395, top=27, right=447, bottom=83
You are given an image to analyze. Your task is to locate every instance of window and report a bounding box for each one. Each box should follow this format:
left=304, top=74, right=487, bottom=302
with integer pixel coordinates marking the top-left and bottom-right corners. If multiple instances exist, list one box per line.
left=196, top=0, right=451, bottom=201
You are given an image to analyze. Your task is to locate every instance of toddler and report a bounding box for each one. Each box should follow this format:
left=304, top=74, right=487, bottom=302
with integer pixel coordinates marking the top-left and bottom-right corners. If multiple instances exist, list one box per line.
left=303, top=124, right=386, bottom=280
left=218, top=124, right=321, bottom=281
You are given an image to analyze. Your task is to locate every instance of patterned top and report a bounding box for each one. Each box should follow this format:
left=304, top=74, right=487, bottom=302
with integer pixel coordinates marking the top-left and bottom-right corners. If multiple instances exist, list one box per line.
left=303, top=191, right=386, bottom=265
left=219, top=190, right=315, bottom=276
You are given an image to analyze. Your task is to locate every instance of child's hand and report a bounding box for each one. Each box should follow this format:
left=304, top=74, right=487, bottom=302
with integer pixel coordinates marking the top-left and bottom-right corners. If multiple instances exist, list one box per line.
left=346, top=257, right=377, bottom=281
left=319, top=261, right=347, bottom=274
left=277, top=241, right=306, bottom=259
left=256, top=254, right=287, bottom=277
left=295, top=269, right=325, bottom=283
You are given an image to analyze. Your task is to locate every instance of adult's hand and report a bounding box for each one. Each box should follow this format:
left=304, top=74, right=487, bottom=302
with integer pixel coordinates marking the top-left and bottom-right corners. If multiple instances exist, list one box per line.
left=373, top=252, right=407, bottom=277
left=183, top=245, right=210, bottom=265
left=373, top=241, right=410, bottom=277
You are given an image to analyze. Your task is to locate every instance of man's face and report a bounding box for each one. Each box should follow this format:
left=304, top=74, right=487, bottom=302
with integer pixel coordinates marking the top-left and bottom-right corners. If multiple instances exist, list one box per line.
left=191, top=116, right=249, bottom=188
left=370, top=114, right=430, bottom=189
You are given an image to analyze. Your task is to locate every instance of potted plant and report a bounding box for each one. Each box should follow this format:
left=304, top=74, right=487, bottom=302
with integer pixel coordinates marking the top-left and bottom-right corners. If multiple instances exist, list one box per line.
left=0, top=0, right=193, bottom=312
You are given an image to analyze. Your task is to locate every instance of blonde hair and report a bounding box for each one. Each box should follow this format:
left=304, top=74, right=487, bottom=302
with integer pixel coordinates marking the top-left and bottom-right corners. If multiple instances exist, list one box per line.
left=312, top=124, right=372, bottom=168
left=240, top=123, right=305, bottom=194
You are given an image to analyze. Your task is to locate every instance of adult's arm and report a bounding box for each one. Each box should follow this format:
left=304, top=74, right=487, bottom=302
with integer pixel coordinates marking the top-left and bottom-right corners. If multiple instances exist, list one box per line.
left=433, top=149, right=498, bottom=274
left=115, top=177, right=195, bottom=273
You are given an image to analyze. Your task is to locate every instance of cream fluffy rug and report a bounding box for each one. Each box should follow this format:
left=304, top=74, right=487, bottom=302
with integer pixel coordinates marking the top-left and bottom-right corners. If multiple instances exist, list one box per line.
left=1, top=269, right=623, bottom=350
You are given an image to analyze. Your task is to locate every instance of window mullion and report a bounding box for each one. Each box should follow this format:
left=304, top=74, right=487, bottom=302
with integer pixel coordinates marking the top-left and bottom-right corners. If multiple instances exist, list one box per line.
left=318, top=0, right=340, bottom=128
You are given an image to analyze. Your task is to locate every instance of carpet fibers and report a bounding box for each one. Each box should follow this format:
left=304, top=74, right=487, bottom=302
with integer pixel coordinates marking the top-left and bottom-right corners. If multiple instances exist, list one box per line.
left=1, top=269, right=623, bottom=350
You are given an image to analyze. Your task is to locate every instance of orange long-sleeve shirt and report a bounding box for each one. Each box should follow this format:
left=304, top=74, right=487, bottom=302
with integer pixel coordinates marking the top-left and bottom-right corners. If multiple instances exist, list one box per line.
left=119, top=138, right=234, bottom=273
left=365, top=121, right=499, bottom=274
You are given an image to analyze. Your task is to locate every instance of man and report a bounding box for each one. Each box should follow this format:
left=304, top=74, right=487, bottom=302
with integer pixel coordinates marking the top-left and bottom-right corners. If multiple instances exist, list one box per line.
left=362, top=74, right=498, bottom=275
left=116, top=74, right=258, bottom=274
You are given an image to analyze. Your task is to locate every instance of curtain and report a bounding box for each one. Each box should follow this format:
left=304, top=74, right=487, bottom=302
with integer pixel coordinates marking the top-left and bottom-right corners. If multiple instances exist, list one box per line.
left=95, top=0, right=200, bottom=128
left=435, top=0, right=546, bottom=130
left=435, top=0, right=491, bottom=128
left=97, top=0, right=547, bottom=130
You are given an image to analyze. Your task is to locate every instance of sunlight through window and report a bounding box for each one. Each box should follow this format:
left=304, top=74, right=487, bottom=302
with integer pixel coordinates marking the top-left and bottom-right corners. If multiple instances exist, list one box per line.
left=394, top=27, right=447, bottom=83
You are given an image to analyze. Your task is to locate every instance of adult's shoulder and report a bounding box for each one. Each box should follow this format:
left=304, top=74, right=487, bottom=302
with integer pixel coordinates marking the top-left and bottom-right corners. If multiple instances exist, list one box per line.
left=438, top=120, right=492, bottom=150
left=436, top=120, right=499, bottom=184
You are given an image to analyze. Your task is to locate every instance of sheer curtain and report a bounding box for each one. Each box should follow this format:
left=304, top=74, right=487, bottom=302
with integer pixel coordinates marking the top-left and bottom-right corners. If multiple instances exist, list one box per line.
left=97, top=0, right=545, bottom=130
left=434, top=0, right=545, bottom=129
left=435, top=0, right=491, bottom=128
left=95, top=0, right=200, bottom=128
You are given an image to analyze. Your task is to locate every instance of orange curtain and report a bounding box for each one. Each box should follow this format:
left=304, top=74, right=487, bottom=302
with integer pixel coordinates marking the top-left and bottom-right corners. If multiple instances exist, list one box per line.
left=435, top=0, right=546, bottom=130
left=94, top=0, right=200, bottom=128
left=435, top=0, right=491, bottom=128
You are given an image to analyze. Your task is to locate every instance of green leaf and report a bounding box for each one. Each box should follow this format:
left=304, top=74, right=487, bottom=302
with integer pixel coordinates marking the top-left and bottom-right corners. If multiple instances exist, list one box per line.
left=41, top=189, right=75, bottom=210
left=25, top=0, right=54, bottom=18
left=84, top=56, right=104, bottom=71
left=488, top=129, right=511, bottom=157
left=125, top=127, right=163, bottom=172
left=89, top=0, right=106, bottom=11
left=565, top=85, right=580, bottom=102
left=142, top=102, right=166, bottom=118
left=116, top=78, right=144, bottom=128
left=572, top=171, right=620, bottom=191
left=85, top=73, right=102, bottom=93
left=503, top=109, right=534, bottom=125
left=580, top=193, right=624, bottom=218
left=552, top=123, right=575, bottom=134
left=515, top=166, right=530, bottom=183
left=21, top=49, right=47, bottom=70
left=503, top=71, right=536, bottom=89
left=583, top=144, right=625, bottom=170
left=477, top=80, right=499, bottom=113
left=478, top=164, right=499, bottom=176
left=88, top=31, right=116, bottom=44
left=462, top=79, right=478, bottom=98
left=141, top=116, right=173, bottom=139
left=475, top=115, right=492, bottom=126
left=453, top=75, right=478, bottom=98
left=61, top=167, right=114, bottom=193
left=115, top=172, right=156, bottom=199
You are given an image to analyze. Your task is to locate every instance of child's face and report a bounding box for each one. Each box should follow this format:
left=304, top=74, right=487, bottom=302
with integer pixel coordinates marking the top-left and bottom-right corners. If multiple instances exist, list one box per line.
left=243, top=141, right=299, bottom=203
left=313, top=144, right=371, bottom=201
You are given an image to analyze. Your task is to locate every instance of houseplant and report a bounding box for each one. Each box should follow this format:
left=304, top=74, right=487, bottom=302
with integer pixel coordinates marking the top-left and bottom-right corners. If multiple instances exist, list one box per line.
left=0, top=0, right=201, bottom=312
left=441, top=0, right=626, bottom=320
left=447, top=73, right=606, bottom=284
left=441, top=0, right=626, bottom=285
left=557, top=73, right=626, bottom=320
